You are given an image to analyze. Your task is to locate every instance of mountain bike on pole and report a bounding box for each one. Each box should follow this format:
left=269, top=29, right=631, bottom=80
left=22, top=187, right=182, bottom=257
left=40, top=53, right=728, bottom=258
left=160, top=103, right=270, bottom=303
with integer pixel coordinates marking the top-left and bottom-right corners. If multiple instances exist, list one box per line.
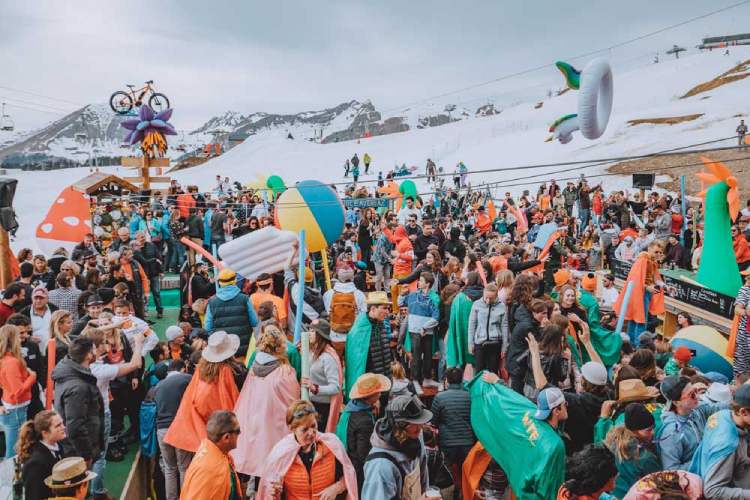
left=109, top=80, right=170, bottom=114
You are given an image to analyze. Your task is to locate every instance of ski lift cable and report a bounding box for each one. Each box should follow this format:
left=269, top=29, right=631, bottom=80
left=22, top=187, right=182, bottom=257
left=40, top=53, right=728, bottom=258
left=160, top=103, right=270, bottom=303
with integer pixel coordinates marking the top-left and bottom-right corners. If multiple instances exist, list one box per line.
left=0, top=95, right=75, bottom=114
left=377, top=0, right=750, bottom=115
left=0, top=84, right=86, bottom=107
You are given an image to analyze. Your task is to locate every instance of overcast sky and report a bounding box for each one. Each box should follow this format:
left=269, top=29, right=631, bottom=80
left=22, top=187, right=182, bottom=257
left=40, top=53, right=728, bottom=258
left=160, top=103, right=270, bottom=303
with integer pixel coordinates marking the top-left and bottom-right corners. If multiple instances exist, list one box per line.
left=1, top=0, right=748, bottom=131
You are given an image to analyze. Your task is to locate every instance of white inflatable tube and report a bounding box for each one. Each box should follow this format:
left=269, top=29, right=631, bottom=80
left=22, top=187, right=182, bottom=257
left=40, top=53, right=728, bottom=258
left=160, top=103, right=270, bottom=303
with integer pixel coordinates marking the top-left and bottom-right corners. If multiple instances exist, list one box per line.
left=218, top=226, right=298, bottom=280
left=578, top=58, right=613, bottom=140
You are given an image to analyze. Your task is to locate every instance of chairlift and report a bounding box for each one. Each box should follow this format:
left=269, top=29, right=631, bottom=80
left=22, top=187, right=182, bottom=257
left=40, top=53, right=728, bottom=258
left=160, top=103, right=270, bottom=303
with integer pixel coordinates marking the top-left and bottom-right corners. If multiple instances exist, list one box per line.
left=0, top=103, right=14, bottom=132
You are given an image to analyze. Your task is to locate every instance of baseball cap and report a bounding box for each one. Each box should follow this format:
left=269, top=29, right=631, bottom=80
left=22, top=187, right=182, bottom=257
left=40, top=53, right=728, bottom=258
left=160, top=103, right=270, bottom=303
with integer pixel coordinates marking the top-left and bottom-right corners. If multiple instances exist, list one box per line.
left=86, top=294, right=103, bottom=306
left=32, top=286, right=48, bottom=298
left=638, top=331, right=656, bottom=349
left=735, top=384, right=750, bottom=408
left=387, top=395, right=433, bottom=424
left=581, top=362, right=607, bottom=386
left=660, top=375, right=690, bottom=402
left=534, top=387, right=566, bottom=420
left=165, top=325, right=184, bottom=342
left=702, top=383, right=732, bottom=404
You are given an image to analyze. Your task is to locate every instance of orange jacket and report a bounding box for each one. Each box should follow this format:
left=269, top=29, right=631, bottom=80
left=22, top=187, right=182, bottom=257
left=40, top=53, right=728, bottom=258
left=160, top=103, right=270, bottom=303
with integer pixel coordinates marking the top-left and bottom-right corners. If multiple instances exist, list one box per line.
left=462, top=441, right=493, bottom=500
left=251, top=291, right=287, bottom=324
left=392, top=227, right=414, bottom=277
left=283, top=441, right=337, bottom=500
left=121, top=260, right=150, bottom=295
left=0, top=353, right=36, bottom=405
left=476, top=213, right=491, bottom=235
left=735, top=235, right=750, bottom=264
left=177, top=193, right=196, bottom=219
left=180, top=439, right=242, bottom=500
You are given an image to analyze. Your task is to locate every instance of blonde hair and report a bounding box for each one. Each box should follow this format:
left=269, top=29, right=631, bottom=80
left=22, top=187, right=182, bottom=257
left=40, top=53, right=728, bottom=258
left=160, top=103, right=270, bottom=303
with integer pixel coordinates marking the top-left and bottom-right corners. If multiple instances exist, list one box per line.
left=50, top=310, right=73, bottom=346
left=390, top=361, right=406, bottom=380
left=257, top=329, right=289, bottom=365
left=0, top=324, right=23, bottom=366
left=495, top=269, right=514, bottom=290
left=604, top=426, right=642, bottom=462
left=285, top=400, right=318, bottom=430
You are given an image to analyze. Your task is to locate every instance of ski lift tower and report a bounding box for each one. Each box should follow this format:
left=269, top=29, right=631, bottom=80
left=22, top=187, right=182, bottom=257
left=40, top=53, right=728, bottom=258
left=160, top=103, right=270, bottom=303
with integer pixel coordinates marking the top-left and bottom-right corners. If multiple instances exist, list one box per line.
left=74, top=132, right=93, bottom=168
left=666, top=45, right=686, bottom=59
left=0, top=103, right=14, bottom=132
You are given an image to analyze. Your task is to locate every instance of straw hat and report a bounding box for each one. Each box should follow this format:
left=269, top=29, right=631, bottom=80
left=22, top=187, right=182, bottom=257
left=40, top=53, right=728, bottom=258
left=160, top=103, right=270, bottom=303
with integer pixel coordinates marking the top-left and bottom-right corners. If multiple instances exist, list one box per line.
left=366, top=291, right=390, bottom=306
left=202, top=331, right=240, bottom=362
left=218, top=268, right=237, bottom=286
left=350, top=373, right=392, bottom=400
left=45, top=457, right=97, bottom=489
left=617, top=379, right=659, bottom=403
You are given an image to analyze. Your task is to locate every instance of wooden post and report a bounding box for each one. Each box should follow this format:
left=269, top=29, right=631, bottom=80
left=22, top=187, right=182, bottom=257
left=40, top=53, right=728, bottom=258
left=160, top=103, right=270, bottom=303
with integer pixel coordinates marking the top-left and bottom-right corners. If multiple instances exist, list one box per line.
left=0, top=228, right=11, bottom=289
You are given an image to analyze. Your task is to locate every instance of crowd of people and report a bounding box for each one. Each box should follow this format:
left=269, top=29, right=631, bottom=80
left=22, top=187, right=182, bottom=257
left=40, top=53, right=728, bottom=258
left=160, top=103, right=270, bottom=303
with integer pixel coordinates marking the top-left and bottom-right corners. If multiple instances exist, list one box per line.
left=1, top=165, right=750, bottom=500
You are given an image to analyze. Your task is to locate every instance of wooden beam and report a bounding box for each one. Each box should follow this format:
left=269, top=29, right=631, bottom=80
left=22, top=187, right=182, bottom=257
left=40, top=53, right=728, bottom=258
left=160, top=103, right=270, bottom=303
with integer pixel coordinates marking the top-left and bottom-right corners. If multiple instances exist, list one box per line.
left=121, top=156, right=144, bottom=167
left=150, top=176, right=172, bottom=183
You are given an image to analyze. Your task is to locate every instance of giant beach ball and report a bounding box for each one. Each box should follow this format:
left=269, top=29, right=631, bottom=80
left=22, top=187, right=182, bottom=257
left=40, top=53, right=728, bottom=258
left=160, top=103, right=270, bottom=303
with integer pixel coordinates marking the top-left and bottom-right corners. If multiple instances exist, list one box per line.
left=276, top=180, right=344, bottom=252
left=671, top=325, right=733, bottom=381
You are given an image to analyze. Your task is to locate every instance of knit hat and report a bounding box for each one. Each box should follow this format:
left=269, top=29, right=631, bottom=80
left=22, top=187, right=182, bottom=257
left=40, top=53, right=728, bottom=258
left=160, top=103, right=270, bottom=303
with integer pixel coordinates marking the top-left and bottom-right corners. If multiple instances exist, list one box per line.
left=581, top=273, right=597, bottom=292
left=673, top=346, right=693, bottom=363
left=304, top=267, right=314, bottom=283
left=553, top=269, right=571, bottom=288
left=624, top=403, right=655, bottom=431
left=734, top=384, right=750, bottom=408
left=166, top=325, right=183, bottom=342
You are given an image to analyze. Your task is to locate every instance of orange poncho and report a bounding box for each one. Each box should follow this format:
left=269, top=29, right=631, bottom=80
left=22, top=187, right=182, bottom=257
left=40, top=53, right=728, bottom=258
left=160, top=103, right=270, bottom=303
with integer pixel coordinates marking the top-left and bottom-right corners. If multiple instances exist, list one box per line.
left=164, top=364, right=239, bottom=453
left=613, top=252, right=665, bottom=324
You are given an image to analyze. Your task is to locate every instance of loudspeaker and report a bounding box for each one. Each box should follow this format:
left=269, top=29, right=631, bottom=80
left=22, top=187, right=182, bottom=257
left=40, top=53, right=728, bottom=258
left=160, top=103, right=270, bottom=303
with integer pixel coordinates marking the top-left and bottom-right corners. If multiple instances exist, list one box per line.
left=0, top=178, right=18, bottom=232
left=632, top=174, right=655, bottom=189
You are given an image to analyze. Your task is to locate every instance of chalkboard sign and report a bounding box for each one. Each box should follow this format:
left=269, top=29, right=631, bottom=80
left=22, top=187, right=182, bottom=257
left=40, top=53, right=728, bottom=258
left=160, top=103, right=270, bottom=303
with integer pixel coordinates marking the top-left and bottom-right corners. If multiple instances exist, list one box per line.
left=662, top=274, right=736, bottom=319
left=610, top=259, right=736, bottom=319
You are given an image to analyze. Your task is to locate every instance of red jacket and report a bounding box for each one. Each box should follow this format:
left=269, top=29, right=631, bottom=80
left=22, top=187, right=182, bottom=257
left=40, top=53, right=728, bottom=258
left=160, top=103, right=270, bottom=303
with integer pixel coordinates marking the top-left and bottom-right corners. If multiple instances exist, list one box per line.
left=0, top=353, right=36, bottom=405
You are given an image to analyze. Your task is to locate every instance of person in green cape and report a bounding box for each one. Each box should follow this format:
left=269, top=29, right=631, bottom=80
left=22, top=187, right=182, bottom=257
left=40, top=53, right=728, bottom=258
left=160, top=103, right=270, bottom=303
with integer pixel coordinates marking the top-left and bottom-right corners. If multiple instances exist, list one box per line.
left=445, top=272, right=484, bottom=369
left=578, top=273, right=622, bottom=367
left=344, top=292, right=393, bottom=406
left=335, top=372, right=391, bottom=489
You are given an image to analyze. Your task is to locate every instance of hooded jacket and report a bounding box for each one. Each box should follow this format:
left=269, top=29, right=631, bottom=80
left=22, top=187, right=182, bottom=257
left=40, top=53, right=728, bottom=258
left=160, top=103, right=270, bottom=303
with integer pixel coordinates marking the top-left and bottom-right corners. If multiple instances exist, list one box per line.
left=205, top=285, right=258, bottom=356
left=51, top=357, right=104, bottom=461
left=442, top=227, right=466, bottom=262
left=468, top=297, right=509, bottom=349
left=658, top=402, right=728, bottom=471
left=361, top=422, right=429, bottom=500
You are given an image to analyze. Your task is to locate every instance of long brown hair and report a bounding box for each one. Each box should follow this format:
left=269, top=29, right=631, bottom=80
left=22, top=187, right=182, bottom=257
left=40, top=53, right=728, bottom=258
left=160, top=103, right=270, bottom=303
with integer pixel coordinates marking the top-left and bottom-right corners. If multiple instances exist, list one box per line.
left=16, top=410, right=59, bottom=463
left=507, top=274, right=537, bottom=307
left=198, top=358, right=231, bottom=384
left=311, top=330, right=332, bottom=360
left=605, top=426, right=642, bottom=462
left=0, top=324, right=24, bottom=366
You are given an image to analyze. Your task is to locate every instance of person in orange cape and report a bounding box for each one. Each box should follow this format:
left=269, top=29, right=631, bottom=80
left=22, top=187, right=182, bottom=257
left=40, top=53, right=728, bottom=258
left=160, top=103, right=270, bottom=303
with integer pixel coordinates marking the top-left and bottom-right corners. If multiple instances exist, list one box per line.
left=231, top=325, right=300, bottom=479
left=390, top=226, right=414, bottom=311
left=165, top=331, right=240, bottom=455
left=461, top=441, right=495, bottom=500
left=475, top=206, right=491, bottom=236
left=179, top=410, right=243, bottom=500
left=257, top=400, right=358, bottom=500
left=613, top=241, right=666, bottom=347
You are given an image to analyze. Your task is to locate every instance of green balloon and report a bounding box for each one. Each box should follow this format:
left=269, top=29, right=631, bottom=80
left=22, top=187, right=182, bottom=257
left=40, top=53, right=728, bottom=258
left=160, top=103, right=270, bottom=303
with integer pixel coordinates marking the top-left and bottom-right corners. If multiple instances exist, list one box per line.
left=266, top=175, right=287, bottom=197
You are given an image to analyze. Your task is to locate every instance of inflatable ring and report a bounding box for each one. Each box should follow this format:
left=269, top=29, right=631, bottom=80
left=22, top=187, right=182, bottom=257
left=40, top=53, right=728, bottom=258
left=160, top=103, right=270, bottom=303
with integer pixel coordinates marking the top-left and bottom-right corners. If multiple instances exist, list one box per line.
left=578, top=58, right=613, bottom=140
left=548, top=58, right=613, bottom=143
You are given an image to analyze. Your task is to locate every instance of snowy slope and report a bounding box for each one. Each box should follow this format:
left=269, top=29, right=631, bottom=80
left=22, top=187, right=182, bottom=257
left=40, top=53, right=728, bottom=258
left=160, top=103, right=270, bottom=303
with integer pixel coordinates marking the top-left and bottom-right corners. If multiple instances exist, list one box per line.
left=9, top=47, right=750, bottom=253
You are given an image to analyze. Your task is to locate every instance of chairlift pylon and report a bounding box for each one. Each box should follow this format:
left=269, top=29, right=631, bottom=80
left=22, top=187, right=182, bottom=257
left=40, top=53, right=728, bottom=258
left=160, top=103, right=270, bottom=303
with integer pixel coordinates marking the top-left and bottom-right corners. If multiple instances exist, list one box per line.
left=0, top=103, right=15, bottom=132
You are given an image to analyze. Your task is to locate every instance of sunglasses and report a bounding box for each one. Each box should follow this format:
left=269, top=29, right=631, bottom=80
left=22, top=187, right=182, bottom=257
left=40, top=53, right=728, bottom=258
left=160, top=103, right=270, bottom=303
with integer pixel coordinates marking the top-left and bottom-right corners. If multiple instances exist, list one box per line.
left=292, top=407, right=317, bottom=419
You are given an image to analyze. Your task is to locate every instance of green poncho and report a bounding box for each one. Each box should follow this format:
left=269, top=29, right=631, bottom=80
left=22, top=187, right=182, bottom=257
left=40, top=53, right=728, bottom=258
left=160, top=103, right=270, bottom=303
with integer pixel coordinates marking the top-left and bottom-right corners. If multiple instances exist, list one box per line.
left=579, top=290, right=622, bottom=367
left=445, top=292, right=475, bottom=368
left=344, top=314, right=375, bottom=398
left=468, top=374, right=566, bottom=499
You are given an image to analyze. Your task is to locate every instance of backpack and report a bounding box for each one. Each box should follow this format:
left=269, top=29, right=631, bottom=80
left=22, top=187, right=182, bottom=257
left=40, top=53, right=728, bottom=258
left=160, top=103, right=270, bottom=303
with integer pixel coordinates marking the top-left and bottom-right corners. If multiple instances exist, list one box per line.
left=330, top=291, right=357, bottom=332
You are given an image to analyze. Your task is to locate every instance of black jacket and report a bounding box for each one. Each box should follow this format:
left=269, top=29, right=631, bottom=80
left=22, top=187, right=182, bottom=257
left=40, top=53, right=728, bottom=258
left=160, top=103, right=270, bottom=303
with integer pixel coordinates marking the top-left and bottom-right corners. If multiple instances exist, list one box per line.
left=22, top=441, right=73, bottom=500
left=190, top=273, right=214, bottom=301
left=365, top=316, right=392, bottom=378
left=431, top=383, right=475, bottom=448
left=347, top=408, right=377, bottom=487
left=441, top=228, right=466, bottom=262
left=564, top=390, right=609, bottom=454
left=506, top=304, right=540, bottom=378
left=51, top=357, right=104, bottom=461
left=187, top=214, right=204, bottom=239
left=413, top=233, right=440, bottom=262
left=135, top=241, right=162, bottom=278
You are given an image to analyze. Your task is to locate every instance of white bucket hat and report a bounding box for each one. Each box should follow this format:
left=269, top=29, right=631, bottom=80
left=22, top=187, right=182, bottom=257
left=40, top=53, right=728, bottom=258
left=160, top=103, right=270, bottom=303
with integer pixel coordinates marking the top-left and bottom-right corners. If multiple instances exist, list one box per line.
left=202, top=331, right=240, bottom=363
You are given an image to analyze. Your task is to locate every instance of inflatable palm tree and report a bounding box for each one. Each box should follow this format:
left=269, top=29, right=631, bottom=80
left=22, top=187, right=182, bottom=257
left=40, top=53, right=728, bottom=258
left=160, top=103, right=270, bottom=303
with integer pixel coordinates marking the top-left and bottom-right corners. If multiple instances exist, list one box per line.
left=695, top=157, right=742, bottom=297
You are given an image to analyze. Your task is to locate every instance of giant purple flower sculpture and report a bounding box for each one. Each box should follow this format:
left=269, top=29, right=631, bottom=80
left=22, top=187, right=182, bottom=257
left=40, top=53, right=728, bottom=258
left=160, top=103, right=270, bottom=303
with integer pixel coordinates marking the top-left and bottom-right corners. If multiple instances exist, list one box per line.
left=120, top=105, right=177, bottom=158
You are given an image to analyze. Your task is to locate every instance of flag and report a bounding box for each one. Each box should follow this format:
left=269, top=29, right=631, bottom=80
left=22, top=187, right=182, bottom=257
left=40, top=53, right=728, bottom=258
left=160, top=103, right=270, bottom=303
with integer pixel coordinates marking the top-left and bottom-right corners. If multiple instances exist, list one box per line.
left=468, top=374, right=566, bottom=500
